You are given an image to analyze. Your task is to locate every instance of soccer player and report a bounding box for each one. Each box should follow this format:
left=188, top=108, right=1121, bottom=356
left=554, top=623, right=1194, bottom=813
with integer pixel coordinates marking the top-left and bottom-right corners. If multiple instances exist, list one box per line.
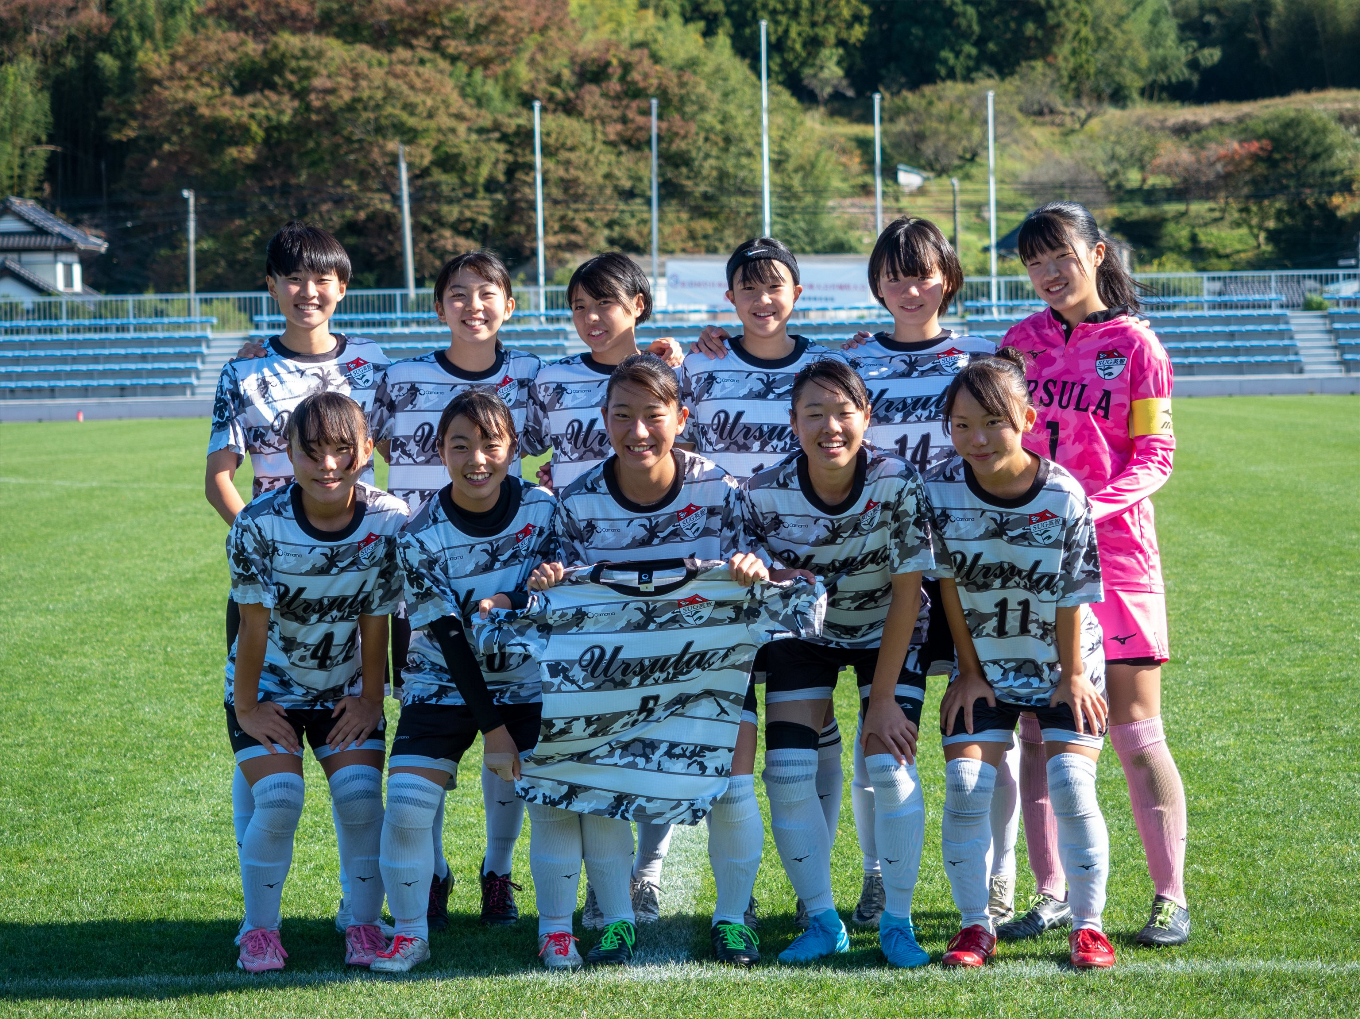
left=226, top=392, right=407, bottom=973
left=206, top=223, right=391, bottom=936
left=743, top=358, right=935, bottom=967
left=999, top=201, right=1188, bottom=947
left=928, top=348, right=1115, bottom=971
left=372, top=391, right=557, bottom=972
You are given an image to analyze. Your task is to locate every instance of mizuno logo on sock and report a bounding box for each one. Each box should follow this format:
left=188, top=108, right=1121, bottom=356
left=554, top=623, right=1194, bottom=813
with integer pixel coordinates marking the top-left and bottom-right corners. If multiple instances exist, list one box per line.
left=791, top=855, right=810, bottom=863
left=355, top=875, right=376, bottom=881
left=884, top=858, right=899, bottom=865
left=264, top=881, right=281, bottom=888
left=497, top=800, right=513, bottom=806
left=401, top=881, right=417, bottom=886
left=1078, top=864, right=1096, bottom=870
left=564, top=873, right=578, bottom=880
left=948, top=860, right=963, bottom=867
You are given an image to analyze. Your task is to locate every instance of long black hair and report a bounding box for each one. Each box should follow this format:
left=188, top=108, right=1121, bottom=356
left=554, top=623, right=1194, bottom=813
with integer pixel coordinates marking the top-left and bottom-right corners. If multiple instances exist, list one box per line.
left=1016, top=201, right=1144, bottom=313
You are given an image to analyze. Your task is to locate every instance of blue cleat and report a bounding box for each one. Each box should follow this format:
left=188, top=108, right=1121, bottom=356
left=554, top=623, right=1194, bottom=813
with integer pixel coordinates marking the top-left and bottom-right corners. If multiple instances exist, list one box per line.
left=879, top=914, right=930, bottom=968
left=778, top=908, right=850, bottom=964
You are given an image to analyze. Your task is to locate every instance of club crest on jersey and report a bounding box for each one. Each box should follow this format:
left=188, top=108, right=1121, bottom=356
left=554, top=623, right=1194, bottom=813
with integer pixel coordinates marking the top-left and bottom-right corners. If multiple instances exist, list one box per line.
left=357, top=532, right=382, bottom=564
left=1026, top=509, right=1061, bottom=544
left=495, top=374, right=519, bottom=404
left=1094, top=348, right=1127, bottom=380
left=676, top=502, right=706, bottom=539
left=342, top=357, right=374, bottom=388
left=858, top=498, right=882, bottom=532
left=512, top=523, right=536, bottom=553
left=676, top=594, right=714, bottom=626
left=934, top=347, right=969, bottom=373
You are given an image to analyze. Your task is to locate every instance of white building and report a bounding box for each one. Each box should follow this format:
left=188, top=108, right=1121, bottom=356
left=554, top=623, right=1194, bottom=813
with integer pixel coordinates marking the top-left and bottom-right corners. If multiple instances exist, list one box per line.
left=0, top=196, right=107, bottom=299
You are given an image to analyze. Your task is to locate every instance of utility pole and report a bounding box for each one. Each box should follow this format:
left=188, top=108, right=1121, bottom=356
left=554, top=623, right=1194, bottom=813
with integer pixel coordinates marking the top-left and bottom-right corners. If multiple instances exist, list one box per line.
left=533, top=100, right=546, bottom=321
left=398, top=144, right=415, bottom=302
left=873, top=92, right=883, bottom=234
left=650, top=97, right=660, bottom=307
left=987, top=90, right=998, bottom=318
left=760, top=20, right=771, bottom=237
left=180, top=188, right=196, bottom=316
left=951, top=177, right=961, bottom=251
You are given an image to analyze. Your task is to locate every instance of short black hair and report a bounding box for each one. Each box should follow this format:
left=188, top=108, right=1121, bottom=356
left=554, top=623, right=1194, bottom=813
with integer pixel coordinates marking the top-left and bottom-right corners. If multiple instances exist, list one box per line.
left=868, top=218, right=964, bottom=312
left=287, top=391, right=368, bottom=461
left=567, top=253, right=653, bottom=325
left=605, top=353, right=680, bottom=409
left=437, top=389, right=518, bottom=453
left=789, top=357, right=870, bottom=413
left=434, top=250, right=512, bottom=309
left=265, top=222, right=351, bottom=284
left=942, top=347, right=1032, bottom=432
left=726, top=236, right=800, bottom=290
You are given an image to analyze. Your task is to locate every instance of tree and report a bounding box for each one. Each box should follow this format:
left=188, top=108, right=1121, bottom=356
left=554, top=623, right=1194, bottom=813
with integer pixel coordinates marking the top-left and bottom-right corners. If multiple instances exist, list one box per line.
left=881, top=81, right=1015, bottom=175
left=0, top=55, right=52, bottom=197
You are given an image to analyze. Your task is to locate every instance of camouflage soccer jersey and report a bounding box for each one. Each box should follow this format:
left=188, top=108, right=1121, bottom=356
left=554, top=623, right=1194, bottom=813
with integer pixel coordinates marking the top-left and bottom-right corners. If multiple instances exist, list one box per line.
left=471, top=560, right=826, bottom=824
left=679, top=336, right=847, bottom=479
left=208, top=335, right=390, bottom=497
left=397, top=478, right=558, bottom=707
left=225, top=481, right=408, bottom=707
left=522, top=353, right=617, bottom=490
left=371, top=346, right=545, bottom=514
left=743, top=448, right=935, bottom=648
left=924, top=455, right=1104, bottom=705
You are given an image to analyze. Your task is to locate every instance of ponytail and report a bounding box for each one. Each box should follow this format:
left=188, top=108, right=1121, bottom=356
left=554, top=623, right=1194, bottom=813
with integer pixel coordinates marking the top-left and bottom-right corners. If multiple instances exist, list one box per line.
left=942, top=347, right=1032, bottom=432
left=1017, top=201, right=1145, bottom=314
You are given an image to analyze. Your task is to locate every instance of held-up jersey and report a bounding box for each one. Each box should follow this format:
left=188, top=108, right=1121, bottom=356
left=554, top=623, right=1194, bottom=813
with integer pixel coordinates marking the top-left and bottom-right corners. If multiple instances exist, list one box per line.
left=208, top=335, right=390, bottom=497
left=679, top=336, right=847, bottom=478
left=924, top=455, right=1104, bottom=705
left=523, top=353, right=617, bottom=490
left=225, top=481, right=408, bottom=707
left=397, top=478, right=558, bottom=707
left=371, top=346, right=545, bottom=514
left=555, top=449, right=754, bottom=566
left=472, top=559, right=827, bottom=823
left=743, top=448, right=934, bottom=648
left=1005, top=308, right=1174, bottom=591
left=850, top=330, right=997, bottom=475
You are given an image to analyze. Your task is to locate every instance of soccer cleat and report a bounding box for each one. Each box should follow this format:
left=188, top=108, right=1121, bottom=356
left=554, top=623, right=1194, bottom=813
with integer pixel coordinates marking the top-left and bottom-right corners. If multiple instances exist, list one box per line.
left=581, top=883, right=605, bottom=930
left=427, top=866, right=452, bottom=932
left=480, top=864, right=522, bottom=926
left=344, top=923, right=387, bottom=967
left=996, top=893, right=1072, bottom=940
left=711, top=922, right=761, bottom=966
left=538, top=931, right=584, bottom=971
left=988, top=872, right=1016, bottom=925
left=370, top=934, right=430, bottom=973
left=1070, top=928, right=1116, bottom=969
left=237, top=928, right=287, bottom=973
left=631, top=877, right=661, bottom=924
left=777, top=908, right=850, bottom=964
left=793, top=897, right=811, bottom=930
left=334, top=899, right=394, bottom=937
left=879, top=915, right=930, bottom=969
left=744, top=894, right=760, bottom=929
left=942, top=924, right=997, bottom=968
left=585, top=920, right=636, bottom=966
left=851, top=872, right=886, bottom=927
left=1134, top=896, right=1191, bottom=947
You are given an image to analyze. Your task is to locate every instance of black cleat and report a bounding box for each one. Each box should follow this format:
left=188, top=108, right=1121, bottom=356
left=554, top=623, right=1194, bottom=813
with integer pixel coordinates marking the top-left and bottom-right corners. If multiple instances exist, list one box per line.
left=995, top=893, right=1071, bottom=940
left=585, top=920, right=636, bottom=966
left=427, top=864, right=452, bottom=932
left=744, top=894, right=760, bottom=929
left=1135, top=896, right=1190, bottom=946
left=480, top=862, right=522, bottom=926
left=711, top=922, right=761, bottom=966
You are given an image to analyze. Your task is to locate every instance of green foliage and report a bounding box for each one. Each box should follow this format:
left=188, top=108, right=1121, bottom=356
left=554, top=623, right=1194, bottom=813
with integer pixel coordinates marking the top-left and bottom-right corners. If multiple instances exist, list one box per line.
left=0, top=56, right=52, bottom=198
left=881, top=81, right=1013, bottom=175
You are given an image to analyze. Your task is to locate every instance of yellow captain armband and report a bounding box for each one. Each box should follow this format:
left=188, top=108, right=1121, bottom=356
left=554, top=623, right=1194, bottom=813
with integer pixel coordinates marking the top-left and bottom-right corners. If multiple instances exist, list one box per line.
left=1131, top=398, right=1173, bottom=437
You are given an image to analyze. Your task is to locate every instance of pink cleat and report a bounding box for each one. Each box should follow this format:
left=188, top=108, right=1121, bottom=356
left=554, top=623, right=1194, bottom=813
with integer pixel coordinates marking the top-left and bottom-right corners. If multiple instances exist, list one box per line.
left=237, top=928, right=287, bottom=973
left=345, top=923, right=387, bottom=967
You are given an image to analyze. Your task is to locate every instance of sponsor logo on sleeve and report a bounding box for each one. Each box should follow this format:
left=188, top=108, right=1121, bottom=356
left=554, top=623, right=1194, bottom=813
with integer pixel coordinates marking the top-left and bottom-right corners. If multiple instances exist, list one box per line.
left=1026, top=509, right=1061, bottom=544
left=676, top=594, right=714, bottom=625
left=935, top=347, right=969, bottom=373
left=676, top=502, right=707, bottom=539
left=343, top=357, right=375, bottom=388
left=1094, top=348, right=1127, bottom=380
left=496, top=374, right=519, bottom=404
left=858, top=498, right=882, bottom=532
left=357, top=532, right=382, bottom=564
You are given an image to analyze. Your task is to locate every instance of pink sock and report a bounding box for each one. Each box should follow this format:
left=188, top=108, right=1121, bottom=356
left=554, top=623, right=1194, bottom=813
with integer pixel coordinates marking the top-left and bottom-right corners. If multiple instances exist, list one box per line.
left=1110, top=716, right=1187, bottom=908
left=1017, top=717, right=1065, bottom=900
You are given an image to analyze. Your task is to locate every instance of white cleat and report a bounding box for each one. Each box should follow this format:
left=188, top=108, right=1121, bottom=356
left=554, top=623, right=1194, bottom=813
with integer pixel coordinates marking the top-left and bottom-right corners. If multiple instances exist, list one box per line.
left=539, top=931, right=584, bottom=970
left=369, top=934, right=430, bottom=973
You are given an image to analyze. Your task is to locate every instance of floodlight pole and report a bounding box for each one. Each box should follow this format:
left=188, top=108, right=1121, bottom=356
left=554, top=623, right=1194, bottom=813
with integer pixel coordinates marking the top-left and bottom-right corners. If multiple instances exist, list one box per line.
left=987, top=90, right=998, bottom=318
left=650, top=97, right=660, bottom=307
left=533, top=100, right=546, bottom=321
left=398, top=144, right=415, bottom=303
left=950, top=176, right=961, bottom=251
left=180, top=188, right=196, bottom=317
left=873, top=92, right=883, bottom=234
left=760, top=19, right=771, bottom=237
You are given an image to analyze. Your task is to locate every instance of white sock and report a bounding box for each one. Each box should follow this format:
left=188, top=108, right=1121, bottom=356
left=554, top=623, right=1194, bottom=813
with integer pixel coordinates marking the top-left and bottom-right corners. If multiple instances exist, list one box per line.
left=240, top=772, right=304, bottom=932
left=432, top=789, right=449, bottom=880
left=865, top=755, right=924, bottom=920
left=380, top=773, right=442, bottom=939
left=332, top=798, right=353, bottom=914
left=1047, top=754, right=1109, bottom=932
left=941, top=758, right=996, bottom=933
left=329, top=765, right=385, bottom=927
left=763, top=748, right=834, bottom=915
left=232, top=766, right=254, bottom=859
left=632, top=821, right=673, bottom=886
left=482, top=763, right=523, bottom=876
left=990, top=743, right=1020, bottom=882
left=527, top=803, right=583, bottom=936
left=706, top=774, right=763, bottom=925
left=582, top=813, right=636, bottom=924
left=816, top=720, right=844, bottom=844
left=851, top=736, right=880, bottom=873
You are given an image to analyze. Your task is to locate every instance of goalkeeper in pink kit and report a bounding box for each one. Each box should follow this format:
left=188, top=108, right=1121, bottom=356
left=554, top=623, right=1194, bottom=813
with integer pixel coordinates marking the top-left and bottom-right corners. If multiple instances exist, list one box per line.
left=996, top=201, right=1189, bottom=947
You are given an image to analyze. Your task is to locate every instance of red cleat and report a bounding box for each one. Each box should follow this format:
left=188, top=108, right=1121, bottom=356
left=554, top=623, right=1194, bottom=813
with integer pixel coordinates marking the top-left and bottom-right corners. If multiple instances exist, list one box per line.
left=1070, top=928, right=1116, bottom=969
left=942, top=924, right=997, bottom=968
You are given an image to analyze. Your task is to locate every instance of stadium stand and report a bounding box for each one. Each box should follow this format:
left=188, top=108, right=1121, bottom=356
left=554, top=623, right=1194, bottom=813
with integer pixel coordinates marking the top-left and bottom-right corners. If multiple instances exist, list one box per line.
left=1332, top=312, right=1360, bottom=373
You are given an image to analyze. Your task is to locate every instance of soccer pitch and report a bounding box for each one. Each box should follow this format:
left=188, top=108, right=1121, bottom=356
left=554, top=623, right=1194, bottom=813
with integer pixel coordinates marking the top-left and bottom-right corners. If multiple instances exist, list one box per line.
left=1, top=396, right=1357, bottom=1017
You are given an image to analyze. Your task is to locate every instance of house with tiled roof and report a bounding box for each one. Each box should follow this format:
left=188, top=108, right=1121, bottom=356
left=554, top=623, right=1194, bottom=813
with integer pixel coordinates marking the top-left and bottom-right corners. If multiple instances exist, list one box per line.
left=0, top=197, right=108, bottom=299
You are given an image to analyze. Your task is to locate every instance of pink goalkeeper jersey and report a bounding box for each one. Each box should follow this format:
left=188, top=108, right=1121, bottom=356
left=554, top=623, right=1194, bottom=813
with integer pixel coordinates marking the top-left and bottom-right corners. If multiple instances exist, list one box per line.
left=1004, top=308, right=1175, bottom=592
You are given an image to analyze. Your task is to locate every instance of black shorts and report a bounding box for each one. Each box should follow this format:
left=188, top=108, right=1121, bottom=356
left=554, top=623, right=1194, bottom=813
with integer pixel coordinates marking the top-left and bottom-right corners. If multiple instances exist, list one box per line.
left=940, top=696, right=1106, bottom=751
left=919, top=577, right=956, bottom=676
left=388, top=701, right=543, bottom=780
left=226, top=701, right=387, bottom=764
left=763, top=638, right=927, bottom=727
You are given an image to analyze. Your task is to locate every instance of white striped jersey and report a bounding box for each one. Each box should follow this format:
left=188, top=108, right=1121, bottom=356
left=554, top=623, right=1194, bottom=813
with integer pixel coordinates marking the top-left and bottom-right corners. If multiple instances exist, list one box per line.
left=555, top=450, right=753, bottom=567
left=397, top=478, right=558, bottom=707
left=743, top=448, right=934, bottom=648
left=679, top=336, right=848, bottom=479
left=471, top=560, right=826, bottom=823
left=523, top=353, right=617, bottom=490
left=208, top=335, right=390, bottom=497
left=850, top=330, right=997, bottom=475
left=371, top=346, right=546, bottom=515
left=225, top=481, right=408, bottom=707
left=924, top=455, right=1104, bottom=706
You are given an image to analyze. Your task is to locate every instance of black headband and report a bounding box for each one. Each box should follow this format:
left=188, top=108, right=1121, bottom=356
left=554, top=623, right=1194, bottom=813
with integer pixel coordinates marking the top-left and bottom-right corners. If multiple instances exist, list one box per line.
left=725, top=244, right=800, bottom=289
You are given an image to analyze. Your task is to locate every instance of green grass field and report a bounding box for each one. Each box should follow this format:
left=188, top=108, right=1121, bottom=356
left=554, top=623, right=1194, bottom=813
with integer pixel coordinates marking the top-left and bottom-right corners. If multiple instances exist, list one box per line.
left=1, top=396, right=1357, bottom=1017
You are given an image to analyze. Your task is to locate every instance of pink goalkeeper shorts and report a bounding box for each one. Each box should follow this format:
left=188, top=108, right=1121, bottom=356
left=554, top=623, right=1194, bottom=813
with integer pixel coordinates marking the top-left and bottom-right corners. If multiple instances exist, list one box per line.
left=1093, top=589, right=1169, bottom=664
